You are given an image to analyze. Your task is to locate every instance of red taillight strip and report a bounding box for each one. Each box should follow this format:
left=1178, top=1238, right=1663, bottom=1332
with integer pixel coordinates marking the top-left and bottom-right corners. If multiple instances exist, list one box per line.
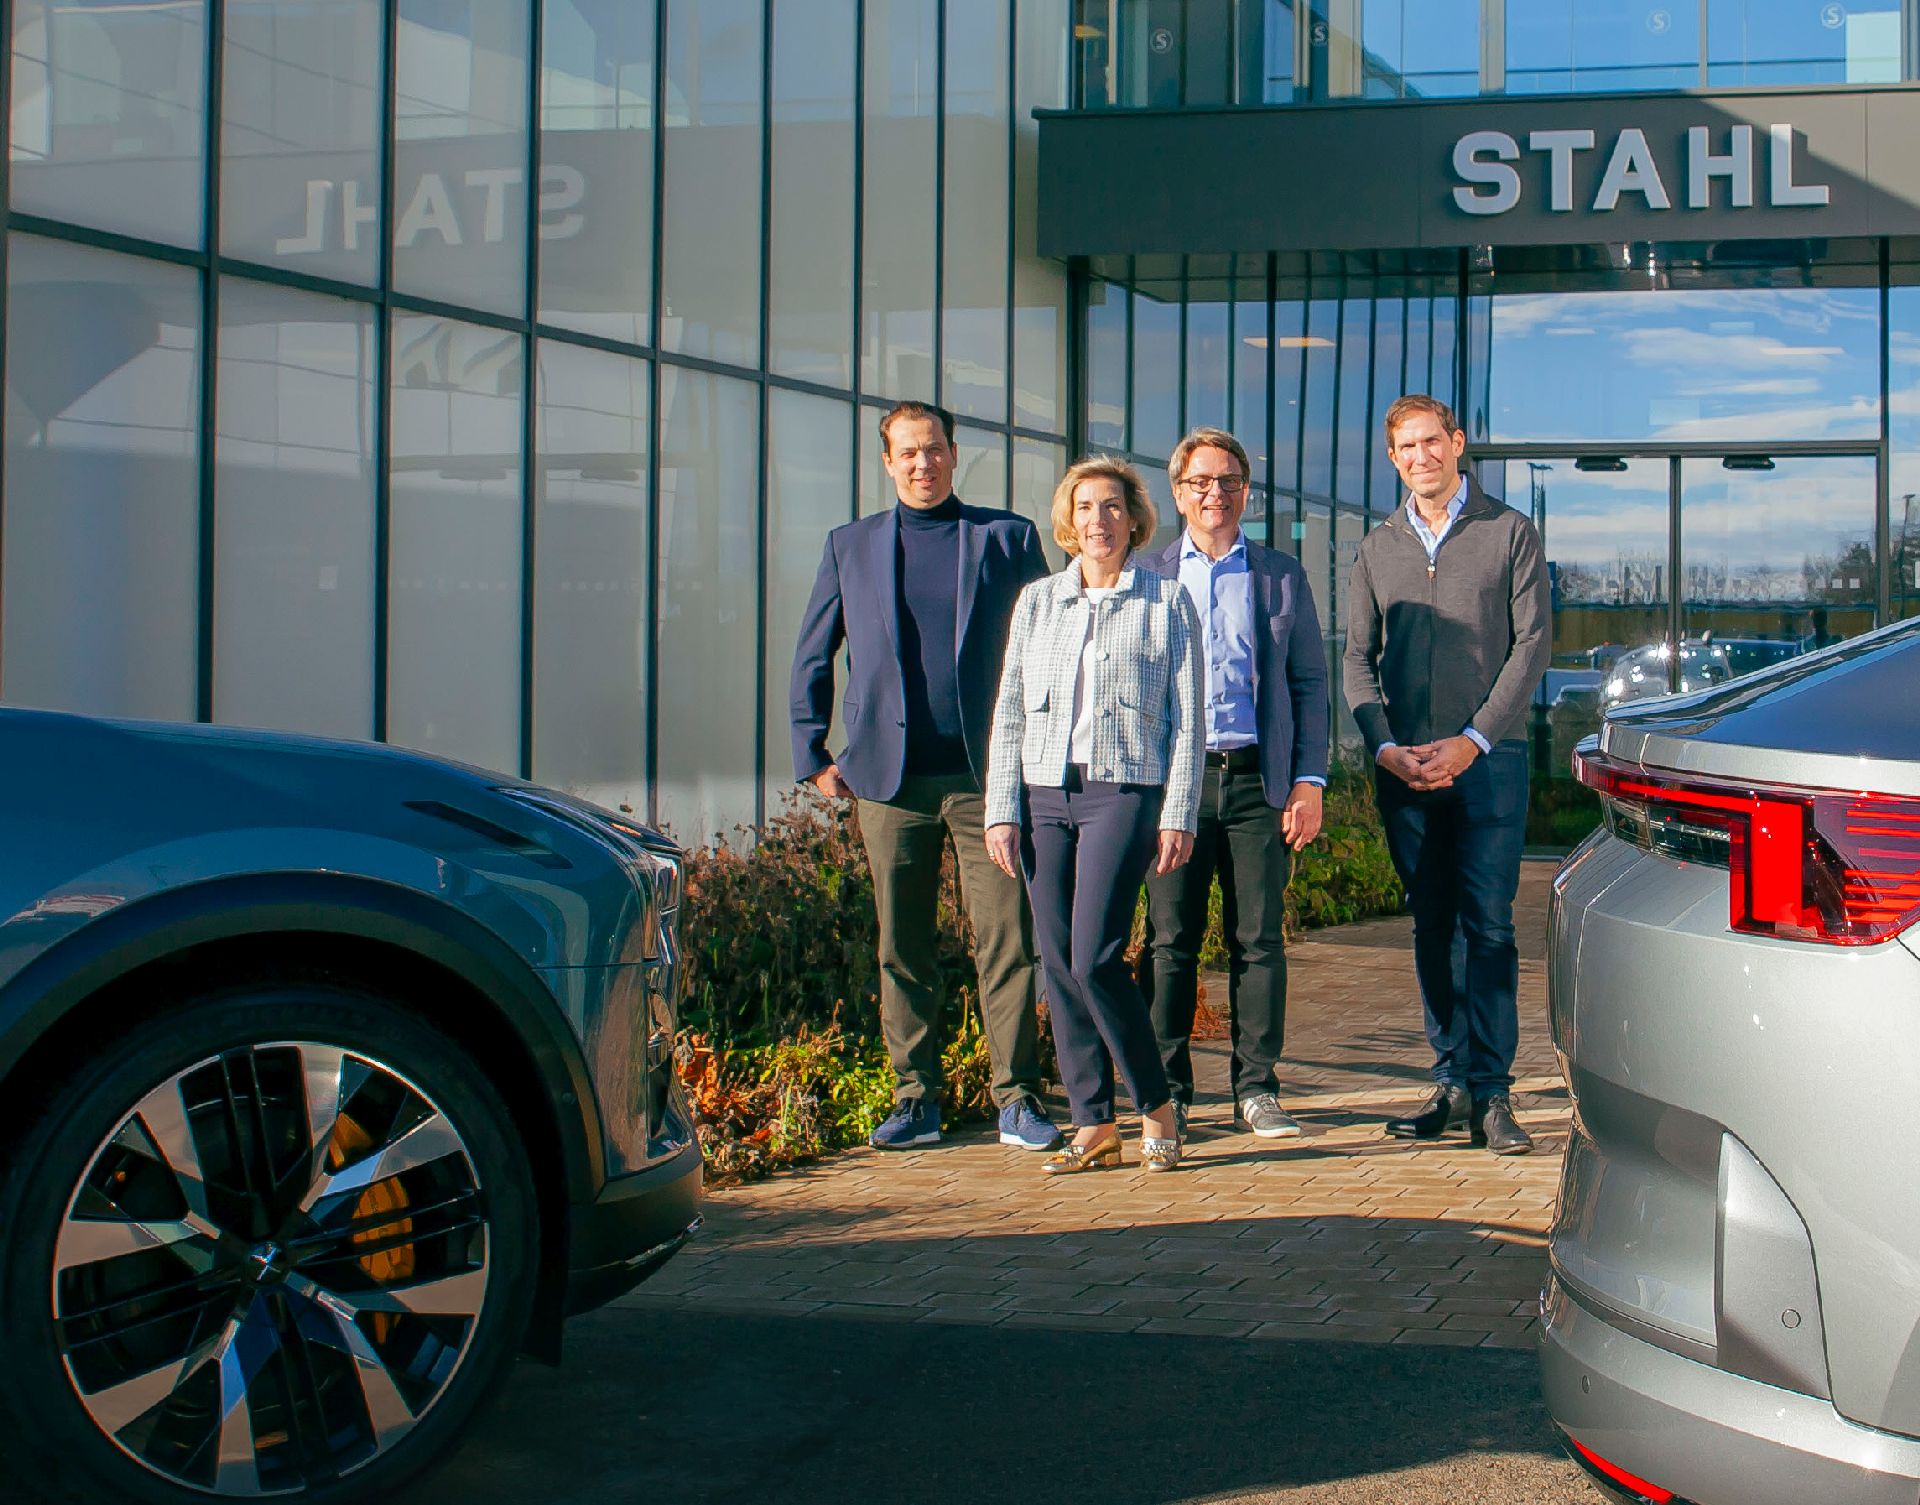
left=1567, top=1437, right=1676, bottom=1503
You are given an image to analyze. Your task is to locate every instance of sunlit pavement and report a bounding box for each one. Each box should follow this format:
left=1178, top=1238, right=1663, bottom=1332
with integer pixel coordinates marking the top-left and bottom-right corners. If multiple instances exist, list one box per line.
left=432, top=865, right=1593, bottom=1503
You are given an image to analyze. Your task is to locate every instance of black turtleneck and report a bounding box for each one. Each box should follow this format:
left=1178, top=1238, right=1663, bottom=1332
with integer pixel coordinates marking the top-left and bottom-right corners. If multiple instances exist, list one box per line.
left=895, top=494, right=969, bottom=776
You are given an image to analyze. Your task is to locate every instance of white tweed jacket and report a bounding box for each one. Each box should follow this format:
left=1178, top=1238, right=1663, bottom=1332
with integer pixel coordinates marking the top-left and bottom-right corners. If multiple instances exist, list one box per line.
left=985, top=561, right=1206, bottom=833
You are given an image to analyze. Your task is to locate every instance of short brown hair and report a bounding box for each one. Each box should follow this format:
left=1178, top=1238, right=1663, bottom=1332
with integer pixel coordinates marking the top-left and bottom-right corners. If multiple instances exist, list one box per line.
left=1168, top=427, right=1251, bottom=490
left=1050, top=457, right=1157, bottom=557
left=878, top=400, right=956, bottom=454
left=1382, top=394, right=1461, bottom=450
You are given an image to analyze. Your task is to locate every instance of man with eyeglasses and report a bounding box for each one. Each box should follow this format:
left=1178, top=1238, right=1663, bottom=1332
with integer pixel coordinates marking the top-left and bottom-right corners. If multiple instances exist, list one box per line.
left=1138, top=427, right=1330, bottom=1141
left=1344, top=394, right=1550, bottom=1155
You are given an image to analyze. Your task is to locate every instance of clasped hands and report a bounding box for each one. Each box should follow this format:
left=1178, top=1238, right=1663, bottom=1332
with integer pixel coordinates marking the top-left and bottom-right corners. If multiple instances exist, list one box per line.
left=1377, top=735, right=1479, bottom=791
left=985, top=824, right=1193, bottom=879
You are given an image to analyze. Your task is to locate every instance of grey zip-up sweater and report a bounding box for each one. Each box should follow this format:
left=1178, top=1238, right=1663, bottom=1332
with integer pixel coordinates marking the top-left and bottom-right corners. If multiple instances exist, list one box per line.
left=1342, top=479, right=1551, bottom=757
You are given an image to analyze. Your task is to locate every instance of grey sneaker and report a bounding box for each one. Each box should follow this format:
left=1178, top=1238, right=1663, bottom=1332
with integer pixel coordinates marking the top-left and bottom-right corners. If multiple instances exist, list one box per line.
left=1237, top=1093, right=1302, bottom=1139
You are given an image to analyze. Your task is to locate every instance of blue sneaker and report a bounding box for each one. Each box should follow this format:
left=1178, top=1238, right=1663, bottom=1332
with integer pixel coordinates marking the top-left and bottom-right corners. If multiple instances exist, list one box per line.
left=998, top=1095, right=1063, bottom=1151
left=870, top=1099, right=941, bottom=1150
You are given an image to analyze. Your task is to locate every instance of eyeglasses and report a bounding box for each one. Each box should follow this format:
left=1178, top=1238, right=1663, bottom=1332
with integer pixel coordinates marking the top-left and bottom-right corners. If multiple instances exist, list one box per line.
left=1176, top=474, right=1247, bottom=497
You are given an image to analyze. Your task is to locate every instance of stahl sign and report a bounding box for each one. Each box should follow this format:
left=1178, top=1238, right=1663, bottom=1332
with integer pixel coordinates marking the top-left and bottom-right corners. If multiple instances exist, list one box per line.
left=1035, top=87, right=1920, bottom=256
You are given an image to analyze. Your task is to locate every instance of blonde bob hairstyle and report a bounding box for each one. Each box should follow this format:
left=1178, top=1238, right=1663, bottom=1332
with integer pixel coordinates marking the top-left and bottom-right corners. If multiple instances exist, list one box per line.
left=1049, top=456, right=1158, bottom=557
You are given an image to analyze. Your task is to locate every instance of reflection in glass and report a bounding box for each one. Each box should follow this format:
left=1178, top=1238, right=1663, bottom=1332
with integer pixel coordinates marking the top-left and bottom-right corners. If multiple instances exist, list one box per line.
left=1889, top=284, right=1920, bottom=621
left=955, top=425, right=1007, bottom=510
left=943, top=0, right=1009, bottom=422
left=1298, top=296, right=1337, bottom=497
left=1013, top=0, right=1070, bottom=432
left=393, top=0, right=532, bottom=317
left=1707, top=0, right=1899, bottom=86
left=1368, top=292, right=1405, bottom=515
left=1487, top=287, right=1880, bottom=445
left=8, top=0, right=208, bottom=247
left=1335, top=292, right=1373, bottom=505
left=1132, top=286, right=1180, bottom=461
left=1086, top=278, right=1127, bottom=451
left=765, top=391, right=851, bottom=813
left=1013, top=437, right=1069, bottom=571
left=662, top=0, right=762, bottom=365
left=1507, top=0, right=1700, bottom=94
left=770, top=0, right=855, bottom=385
left=859, top=406, right=891, bottom=517
left=388, top=315, right=524, bottom=774
left=1270, top=294, right=1305, bottom=494
left=656, top=368, right=758, bottom=843
left=1361, top=0, right=1479, bottom=98
left=215, top=282, right=376, bottom=738
left=862, top=0, right=937, bottom=398
left=1233, top=268, right=1269, bottom=487
left=533, top=341, right=650, bottom=810
left=2, top=236, right=199, bottom=719
left=540, top=0, right=656, bottom=344
left=222, top=0, right=383, bottom=284
left=1186, top=292, right=1230, bottom=435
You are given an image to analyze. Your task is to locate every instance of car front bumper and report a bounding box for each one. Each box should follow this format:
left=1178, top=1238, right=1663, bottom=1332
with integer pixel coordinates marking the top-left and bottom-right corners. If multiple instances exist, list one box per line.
left=564, top=1136, right=702, bottom=1315
left=1540, top=1275, right=1920, bottom=1505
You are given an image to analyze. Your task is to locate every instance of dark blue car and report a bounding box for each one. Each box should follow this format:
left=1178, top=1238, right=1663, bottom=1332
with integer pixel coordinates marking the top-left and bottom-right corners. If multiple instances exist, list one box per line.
left=0, top=709, right=700, bottom=1502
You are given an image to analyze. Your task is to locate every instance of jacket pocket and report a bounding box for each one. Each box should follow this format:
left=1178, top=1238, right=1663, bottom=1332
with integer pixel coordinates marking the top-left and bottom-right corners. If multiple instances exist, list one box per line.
left=1024, top=684, right=1051, bottom=714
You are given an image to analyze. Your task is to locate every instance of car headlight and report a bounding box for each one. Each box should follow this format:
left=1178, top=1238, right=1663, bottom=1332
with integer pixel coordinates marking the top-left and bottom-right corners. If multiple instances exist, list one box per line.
left=494, top=788, right=682, bottom=914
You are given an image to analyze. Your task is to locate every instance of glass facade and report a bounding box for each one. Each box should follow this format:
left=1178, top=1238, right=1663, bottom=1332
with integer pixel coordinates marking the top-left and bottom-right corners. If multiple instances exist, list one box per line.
left=1, top=0, right=1073, bottom=845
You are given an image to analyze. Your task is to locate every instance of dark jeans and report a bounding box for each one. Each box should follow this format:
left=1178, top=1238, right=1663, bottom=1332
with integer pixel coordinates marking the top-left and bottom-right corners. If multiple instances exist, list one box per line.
left=1021, top=772, right=1172, bottom=1127
left=1374, top=739, right=1528, bottom=1097
left=857, top=773, right=1042, bottom=1109
left=1143, top=763, right=1291, bottom=1106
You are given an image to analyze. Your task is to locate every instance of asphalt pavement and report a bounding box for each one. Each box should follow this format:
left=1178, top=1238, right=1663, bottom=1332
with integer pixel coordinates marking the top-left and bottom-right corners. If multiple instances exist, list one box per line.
left=427, top=1306, right=1596, bottom=1505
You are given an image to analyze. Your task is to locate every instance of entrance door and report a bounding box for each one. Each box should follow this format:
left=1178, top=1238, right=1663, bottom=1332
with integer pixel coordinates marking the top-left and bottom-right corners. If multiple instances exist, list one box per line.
left=1477, top=447, right=1884, bottom=849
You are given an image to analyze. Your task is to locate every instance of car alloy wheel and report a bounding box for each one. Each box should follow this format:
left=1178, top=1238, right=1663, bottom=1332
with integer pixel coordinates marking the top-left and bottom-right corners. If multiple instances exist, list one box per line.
left=50, top=1038, right=495, bottom=1497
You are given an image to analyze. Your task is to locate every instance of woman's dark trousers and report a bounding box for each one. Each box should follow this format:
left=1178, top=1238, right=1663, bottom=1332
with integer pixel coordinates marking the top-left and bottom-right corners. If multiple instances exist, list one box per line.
left=1021, top=771, right=1172, bottom=1126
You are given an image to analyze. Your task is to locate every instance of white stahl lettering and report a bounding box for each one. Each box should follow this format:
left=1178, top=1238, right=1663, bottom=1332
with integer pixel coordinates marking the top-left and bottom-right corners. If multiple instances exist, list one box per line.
left=274, top=168, right=587, bottom=255
left=1688, top=124, right=1753, bottom=208
left=1452, top=130, right=1520, bottom=216
left=1592, top=128, right=1671, bottom=211
left=1769, top=122, right=1831, bottom=206
left=1527, top=129, right=1595, bottom=212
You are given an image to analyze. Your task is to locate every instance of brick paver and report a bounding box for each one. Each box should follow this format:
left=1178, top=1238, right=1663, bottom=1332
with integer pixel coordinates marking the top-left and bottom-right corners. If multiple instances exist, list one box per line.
left=623, top=864, right=1564, bottom=1351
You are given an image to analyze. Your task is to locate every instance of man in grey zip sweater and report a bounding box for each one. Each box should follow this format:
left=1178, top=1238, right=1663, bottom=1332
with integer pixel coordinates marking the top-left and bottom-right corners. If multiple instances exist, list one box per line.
left=1343, top=394, right=1551, bottom=1155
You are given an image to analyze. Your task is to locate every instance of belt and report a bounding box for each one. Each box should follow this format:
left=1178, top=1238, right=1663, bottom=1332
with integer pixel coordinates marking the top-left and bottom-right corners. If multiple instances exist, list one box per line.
left=1205, top=746, right=1260, bottom=772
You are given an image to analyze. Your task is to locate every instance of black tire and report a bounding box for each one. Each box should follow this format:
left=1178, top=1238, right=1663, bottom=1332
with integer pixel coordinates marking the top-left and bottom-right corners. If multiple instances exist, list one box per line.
left=0, top=985, right=539, bottom=1504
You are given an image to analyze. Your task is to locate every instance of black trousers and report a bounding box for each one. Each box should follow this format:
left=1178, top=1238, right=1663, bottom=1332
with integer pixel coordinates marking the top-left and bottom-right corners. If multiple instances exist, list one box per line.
left=1021, top=772, right=1172, bottom=1127
left=1143, top=761, right=1292, bottom=1106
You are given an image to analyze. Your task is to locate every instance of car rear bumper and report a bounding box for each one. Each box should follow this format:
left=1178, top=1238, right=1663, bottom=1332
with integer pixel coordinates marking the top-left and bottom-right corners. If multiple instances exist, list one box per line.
left=1540, top=1275, right=1920, bottom=1505
left=564, top=1136, right=702, bottom=1315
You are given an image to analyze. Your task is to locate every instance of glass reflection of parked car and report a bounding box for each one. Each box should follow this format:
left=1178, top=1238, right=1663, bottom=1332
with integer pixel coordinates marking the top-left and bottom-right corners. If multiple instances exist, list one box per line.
left=1718, top=637, right=1803, bottom=677
left=1541, top=616, right=1920, bottom=1504
left=1548, top=683, right=1605, bottom=776
left=0, top=709, right=700, bottom=1504
left=1600, top=640, right=1732, bottom=708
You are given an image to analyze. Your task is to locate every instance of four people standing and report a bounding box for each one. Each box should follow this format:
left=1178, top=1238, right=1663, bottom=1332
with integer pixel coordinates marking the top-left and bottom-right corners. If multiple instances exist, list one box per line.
left=789, top=392, right=1549, bottom=1171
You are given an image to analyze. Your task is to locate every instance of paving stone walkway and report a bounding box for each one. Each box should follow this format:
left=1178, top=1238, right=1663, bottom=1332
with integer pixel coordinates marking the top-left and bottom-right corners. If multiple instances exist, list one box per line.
left=624, top=864, right=1565, bottom=1352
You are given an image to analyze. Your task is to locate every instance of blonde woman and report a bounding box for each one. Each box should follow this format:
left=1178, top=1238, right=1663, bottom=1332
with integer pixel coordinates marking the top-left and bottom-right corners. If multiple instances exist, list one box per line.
left=984, top=458, right=1205, bottom=1174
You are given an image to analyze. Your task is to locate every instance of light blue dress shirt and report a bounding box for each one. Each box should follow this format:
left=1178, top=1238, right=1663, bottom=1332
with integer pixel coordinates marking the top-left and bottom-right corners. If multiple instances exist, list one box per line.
left=1382, top=476, right=1492, bottom=758
left=1176, top=529, right=1326, bottom=787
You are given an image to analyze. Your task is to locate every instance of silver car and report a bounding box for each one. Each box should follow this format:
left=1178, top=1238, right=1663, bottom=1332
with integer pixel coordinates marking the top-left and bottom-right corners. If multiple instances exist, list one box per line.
left=1541, top=616, right=1920, bottom=1505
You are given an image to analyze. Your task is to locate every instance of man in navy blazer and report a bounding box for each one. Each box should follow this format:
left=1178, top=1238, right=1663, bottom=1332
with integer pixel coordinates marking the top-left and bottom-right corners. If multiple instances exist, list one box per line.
left=790, top=401, right=1057, bottom=1153
left=1138, top=427, right=1331, bottom=1141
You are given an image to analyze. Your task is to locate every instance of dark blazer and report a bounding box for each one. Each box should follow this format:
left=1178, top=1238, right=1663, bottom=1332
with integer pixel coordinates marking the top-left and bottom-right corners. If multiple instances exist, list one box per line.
left=789, top=501, right=1051, bottom=803
left=1139, top=531, right=1331, bottom=808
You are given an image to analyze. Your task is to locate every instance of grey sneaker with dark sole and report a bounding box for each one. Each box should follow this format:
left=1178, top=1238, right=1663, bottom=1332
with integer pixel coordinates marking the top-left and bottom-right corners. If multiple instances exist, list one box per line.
left=1237, top=1093, right=1303, bottom=1139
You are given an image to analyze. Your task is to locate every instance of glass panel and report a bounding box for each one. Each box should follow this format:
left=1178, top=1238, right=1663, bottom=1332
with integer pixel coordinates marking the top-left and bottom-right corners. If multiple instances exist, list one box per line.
left=1271, top=291, right=1305, bottom=493
left=1487, top=287, right=1880, bottom=445
left=1144, top=460, right=1179, bottom=554
left=1369, top=291, right=1405, bottom=516
left=1306, top=0, right=1362, bottom=100
left=1186, top=288, right=1231, bottom=435
left=656, top=368, right=758, bottom=843
left=533, top=340, right=650, bottom=810
left=1334, top=290, right=1372, bottom=504
left=221, top=0, right=383, bottom=284
left=1707, top=0, right=1900, bottom=86
left=943, top=0, right=1010, bottom=422
left=540, top=0, right=656, bottom=345
left=1890, top=282, right=1920, bottom=620
left=765, top=391, right=852, bottom=813
left=388, top=314, right=524, bottom=774
left=1261, top=1, right=1298, bottom=102
left=1085, top=278, right=1127, bottom=450
left=862, top=0, right=938, bottom=398
left=660, top=0, right=762, bottom=365
left=859, top=405, right=891, bottom=516
left=8, top=0, right=207, bottom=247
left=1013, top=436, right=1068, bottom=570
left=1681, top=455, right=1879, bottom=658
left=1361, top=0, right=1480, bottom=98
left=215, top=282, right=376, bottom=738
left=1298, top=294, right=1338, bottom=496
left=1232, top=267, right=1269, bottom=487
left=393, top=0, right=532, bottom=318
left=770, top=0, right=855, bottom=386
left=1507, top=0, right=1700, bottom=94
left=1131, top=284, right=1180, bottom=461
left=2, top=236, right=199, bottom=717
left=955, top=424, right=1008, bottom=509
left=1013, top=0, right=1069, bottom=432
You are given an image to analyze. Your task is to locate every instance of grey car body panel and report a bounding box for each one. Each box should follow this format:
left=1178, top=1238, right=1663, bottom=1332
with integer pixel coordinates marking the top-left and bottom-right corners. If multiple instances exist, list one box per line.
left=1717, top=1134, right=1832, bottom=1402
left=1541, top=1277, right=1920, bottom=1505
left=1598, top=617, right=1920, bottom=792
left=0, top=708, right=664, bottom=1189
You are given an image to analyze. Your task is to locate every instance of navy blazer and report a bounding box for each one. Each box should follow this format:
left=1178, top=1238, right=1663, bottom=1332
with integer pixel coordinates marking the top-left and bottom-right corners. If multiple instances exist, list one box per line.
left=1139, top=532, right=1331, bottom=808
left=789, top=502, right=1051, bottom=803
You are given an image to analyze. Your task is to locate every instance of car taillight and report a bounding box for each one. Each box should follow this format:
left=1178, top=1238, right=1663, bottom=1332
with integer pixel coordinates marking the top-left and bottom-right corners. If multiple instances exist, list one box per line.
left=1566, top=1436, right=1675, bottom=1503
left=1576, top=747, right=1920, bottom=945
